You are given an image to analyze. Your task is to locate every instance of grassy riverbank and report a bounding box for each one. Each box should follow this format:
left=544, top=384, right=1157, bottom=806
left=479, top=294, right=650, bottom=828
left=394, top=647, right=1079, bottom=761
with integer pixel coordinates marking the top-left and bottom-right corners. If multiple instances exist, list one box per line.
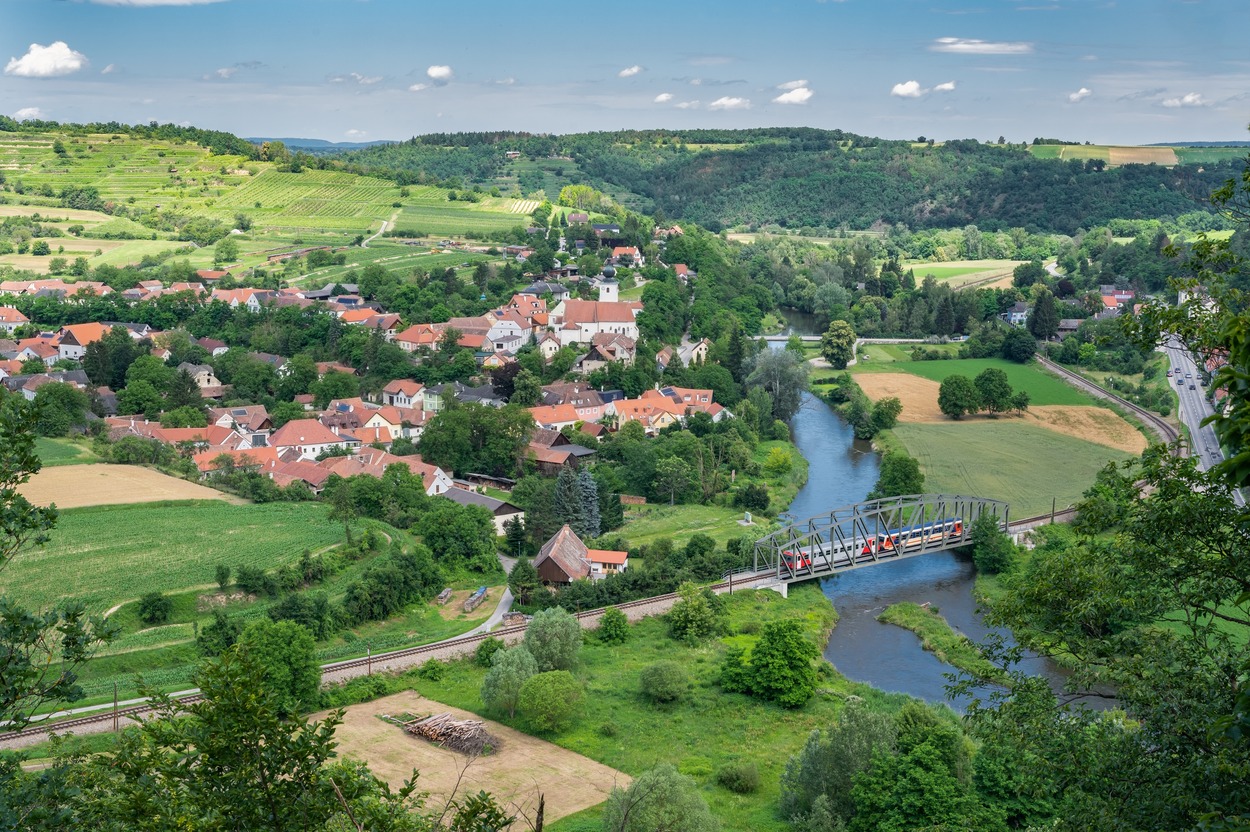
left=877, top=602, right=1010, bottom=686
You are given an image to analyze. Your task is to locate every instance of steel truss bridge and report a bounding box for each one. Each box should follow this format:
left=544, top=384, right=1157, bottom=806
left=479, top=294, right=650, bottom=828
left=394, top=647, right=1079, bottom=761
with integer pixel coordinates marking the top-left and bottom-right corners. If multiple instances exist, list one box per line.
left=753, top=494, right=1009, bottom=583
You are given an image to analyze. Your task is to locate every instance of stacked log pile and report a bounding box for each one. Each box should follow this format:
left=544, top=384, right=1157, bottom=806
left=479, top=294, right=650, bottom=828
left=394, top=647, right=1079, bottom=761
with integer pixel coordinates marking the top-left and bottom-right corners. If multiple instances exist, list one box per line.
left=384, top=712, right=499, bottom=755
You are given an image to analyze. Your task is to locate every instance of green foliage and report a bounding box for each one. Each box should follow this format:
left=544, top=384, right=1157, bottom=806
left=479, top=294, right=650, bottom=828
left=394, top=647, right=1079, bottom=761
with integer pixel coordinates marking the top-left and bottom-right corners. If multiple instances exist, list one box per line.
left=137, top=591, right=173, bottom=625
left=523, top=606, right=582, bottom=672
left=715, top=762, right=760, bottom=794
left=597, top=606, right=629, bottom=645
left=506, top=558, right=540, bottom=606
left=780, top=702, right=898, bottom=823
left=415, top=500, right=497, bottom=571
left=480, top=645, right=538, bottom=718
left=968, top=513, right=1017, bottom=574
left=195, top=609, right=241, bottom=657
left=602, top=764, right=719, bottom=832
left=821, top=320, right=857, bottom=370
left=719, top=618, right=820, bottom=709
left=214, top=563, right=230, bottom=592
left=518, top=669, right=583, bottom=732
left=640, top=660, right=688, bottom=703
left=474, top=636, right=505, bottom=668
left=868, top=451, right=924, bottom=500
left=418, top=402, right=534, bottom=478
left=937, top=374, right=981, bottom=419
left=667, top=581, right=725, bottom=644
left=746, top=349, right=809, bottom=422
left=32, top=383, right=89, bottom=437
left=762, top=446, right=793, bottom=476
left=236, top=618, right=320, bottom=717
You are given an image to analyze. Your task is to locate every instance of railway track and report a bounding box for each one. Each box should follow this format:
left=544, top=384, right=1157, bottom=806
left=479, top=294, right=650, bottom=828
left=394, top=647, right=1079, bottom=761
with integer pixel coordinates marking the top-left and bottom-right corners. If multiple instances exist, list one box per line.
left=1035, top=355, right=1182, bottom=448
left=1, top=573, right=777, bottom=747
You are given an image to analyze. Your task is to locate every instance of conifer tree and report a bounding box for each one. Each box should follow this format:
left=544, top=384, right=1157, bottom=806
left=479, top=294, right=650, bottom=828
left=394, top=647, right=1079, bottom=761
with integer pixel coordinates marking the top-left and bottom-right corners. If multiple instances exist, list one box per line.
left=576, top=467, right=601, bottom=538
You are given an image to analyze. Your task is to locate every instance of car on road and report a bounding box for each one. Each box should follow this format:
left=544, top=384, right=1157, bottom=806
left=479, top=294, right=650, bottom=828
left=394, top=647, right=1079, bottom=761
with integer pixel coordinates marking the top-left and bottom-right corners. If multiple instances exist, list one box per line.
left=1190, top=385, right=1197, bottom=390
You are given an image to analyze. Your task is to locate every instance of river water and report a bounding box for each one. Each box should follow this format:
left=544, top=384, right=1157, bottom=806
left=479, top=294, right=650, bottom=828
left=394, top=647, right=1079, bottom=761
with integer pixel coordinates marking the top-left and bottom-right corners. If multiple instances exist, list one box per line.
left=778, top=312, right=1077, bottom=709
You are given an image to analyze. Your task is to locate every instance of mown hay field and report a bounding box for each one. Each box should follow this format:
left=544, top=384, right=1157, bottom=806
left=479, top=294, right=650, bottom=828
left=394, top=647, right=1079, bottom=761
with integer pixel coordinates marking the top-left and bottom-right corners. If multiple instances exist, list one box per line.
left=325, top=692, right=628, bottom=826
left=0, top=500, right=342, bottom=613
left=19, top=464, right=232, bottom=509
left=855, top=357, right=1094, bottom=406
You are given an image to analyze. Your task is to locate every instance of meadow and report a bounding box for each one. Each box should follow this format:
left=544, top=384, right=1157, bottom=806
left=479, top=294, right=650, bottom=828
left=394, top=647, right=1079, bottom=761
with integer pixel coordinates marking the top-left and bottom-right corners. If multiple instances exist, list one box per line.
left=391, top=584, right=913, bottom=832
left=888, top=420, right=1135, bottom=518
left=33, top=437, right=101, bottom=467
left=1, top=500, right=343, bottom=614
left=857, top=356, right=1095, bottom=406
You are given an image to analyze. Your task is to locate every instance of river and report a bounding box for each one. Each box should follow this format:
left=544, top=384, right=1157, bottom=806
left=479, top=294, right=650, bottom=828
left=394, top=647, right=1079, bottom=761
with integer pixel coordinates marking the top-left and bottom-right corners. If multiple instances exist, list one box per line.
left=778, top=311, right=1079, bottom=709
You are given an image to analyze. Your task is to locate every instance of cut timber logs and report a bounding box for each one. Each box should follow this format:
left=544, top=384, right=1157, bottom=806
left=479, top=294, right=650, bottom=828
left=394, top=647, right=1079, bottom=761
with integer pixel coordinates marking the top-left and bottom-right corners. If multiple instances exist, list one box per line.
left=385, top=712, right=499, bottom=756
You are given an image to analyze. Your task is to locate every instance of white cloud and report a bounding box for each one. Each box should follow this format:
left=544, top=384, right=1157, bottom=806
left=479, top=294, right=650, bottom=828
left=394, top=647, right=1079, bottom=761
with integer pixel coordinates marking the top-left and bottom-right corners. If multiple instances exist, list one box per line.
left=675, top=100, right=700, bottom=110
left=1068, top=87, right=1092, bottom=102
left=87, top=0, right=228, bottom=5
left=689, top=78, right=703, bottom=86
left=5, top=42, right=89, bottom=77
left=654, top=92, right=674, bottom=103
left=891, top=80, right=926, bottom=98
left=214, top=67, right=236, bottom=79
left=490, top=77, right=516, bottom=86
left=618, top=65, right=643, bottom=78
left=427, top=65, right=453, bottom=83
left=13, top=107, right=45, bottom=120
left=101, top=63, right=118, bottom=75
left=709, top=96, right=750, bottom=110
left=347, top=72, right=381, bottom=85
left=934, top=80, right=957, bottom=92
left=931, top=37, right=1034, bottom=55
left=408, top=83, right=429, bottom=92
left=345, top=129, right=367, bottom=139
left=1162, top=91, right=1206, bottom=107
left=777, top=79, right=808, bottom=90
left=773, top=87, right=813, bottom=105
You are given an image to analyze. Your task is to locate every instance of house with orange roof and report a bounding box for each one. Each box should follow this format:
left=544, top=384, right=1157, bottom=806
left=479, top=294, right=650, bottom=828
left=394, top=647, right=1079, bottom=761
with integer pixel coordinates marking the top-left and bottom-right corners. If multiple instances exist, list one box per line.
left=611, top=246, right=643, bottom=266
left=56, top=322, right=112, bottom=360
left=193, top=445, right=282, bottom=476
left=0, top=307, right=29, bottom=334
left=394, top=322, right=445, bottom=353
left=526, top=403, right=583, bottom=431
left=381, top=378, right=423, bottom=408
left=549, top=299, right=641, bottom=346
left=268, top=418, right=353, bottom=461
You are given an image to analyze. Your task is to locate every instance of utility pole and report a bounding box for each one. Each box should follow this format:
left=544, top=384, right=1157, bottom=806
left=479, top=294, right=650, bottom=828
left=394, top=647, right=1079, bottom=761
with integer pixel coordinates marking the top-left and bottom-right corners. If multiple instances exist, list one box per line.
left=113, top=681, right=118, bottom=733
left=367, top=643, right=372, bottom=676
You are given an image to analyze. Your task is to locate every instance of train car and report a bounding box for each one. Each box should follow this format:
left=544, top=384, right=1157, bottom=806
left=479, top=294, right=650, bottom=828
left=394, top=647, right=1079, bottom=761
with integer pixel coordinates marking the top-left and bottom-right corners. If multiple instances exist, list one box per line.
left=873, top=517, right=963, bottom=554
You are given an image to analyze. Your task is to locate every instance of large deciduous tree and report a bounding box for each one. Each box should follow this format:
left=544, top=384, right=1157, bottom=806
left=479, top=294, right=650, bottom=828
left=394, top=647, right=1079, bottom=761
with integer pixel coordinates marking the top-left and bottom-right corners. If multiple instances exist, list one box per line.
left=974, top=367, right=1014, bottom=414
left=523, top=606, right=582, bottom=672
left=1027, top=288, right=1060, bottom=340
left=820, top=320, right=857, bottom=370
left=869, top=452, right=925, bottom=499
left=602, top=764, right=718, bottom=832
left=938, top=374, right=981, bottom=419
left=480, top=645, right=538, bottom=718
left=746, top=348, right=809, bottom=422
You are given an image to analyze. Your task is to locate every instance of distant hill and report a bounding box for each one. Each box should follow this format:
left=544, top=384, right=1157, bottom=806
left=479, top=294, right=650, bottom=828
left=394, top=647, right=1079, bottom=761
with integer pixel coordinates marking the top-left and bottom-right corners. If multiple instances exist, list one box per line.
left=340, top=129, right=1243, bottom=235
left=247, top=137, right=396, bottom=152
left=1146, top=141, right=1250, bottom=147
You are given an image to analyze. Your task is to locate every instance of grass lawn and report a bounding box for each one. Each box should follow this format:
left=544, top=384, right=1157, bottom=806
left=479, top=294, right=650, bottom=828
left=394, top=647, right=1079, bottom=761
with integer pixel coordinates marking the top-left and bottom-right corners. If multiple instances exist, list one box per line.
left=394, top=584, right=911, bottom=832
left=1, top=500, right=345, bottom=613
left=890, top=421, right=1135, bottom=518
left=614, top=440, right=807, bottom=548
left=34, top=437, right=102, bottom=466
left=878, top=357, right=1095, bottom=406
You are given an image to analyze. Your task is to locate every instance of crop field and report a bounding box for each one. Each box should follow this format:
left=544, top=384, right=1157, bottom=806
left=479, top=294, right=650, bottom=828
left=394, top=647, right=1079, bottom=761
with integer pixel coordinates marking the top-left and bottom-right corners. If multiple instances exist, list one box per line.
left=0, top=500, right=343, bottom=614
left=891, top=421, right=1135, bottom=518
left=1026, top=143, right=1187, bottom=167
left=297, top=247, right=494, bottom=286
left=393, top=203, right=527, bottom=236
left=856, top=357, right=1094, bottom=406
left=1172, top=146, right=1250, bottom=164
left=19, top=464, right=234, bottom=509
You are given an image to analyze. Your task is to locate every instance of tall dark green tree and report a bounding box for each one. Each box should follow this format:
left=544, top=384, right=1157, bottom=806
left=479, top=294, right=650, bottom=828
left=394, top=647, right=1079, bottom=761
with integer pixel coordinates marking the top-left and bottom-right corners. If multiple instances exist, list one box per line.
left=553, top=466, right=585, bottom=534
left=576, top=467, right=600, bottom=538
left=1028, top=288, right=1060, bottom=340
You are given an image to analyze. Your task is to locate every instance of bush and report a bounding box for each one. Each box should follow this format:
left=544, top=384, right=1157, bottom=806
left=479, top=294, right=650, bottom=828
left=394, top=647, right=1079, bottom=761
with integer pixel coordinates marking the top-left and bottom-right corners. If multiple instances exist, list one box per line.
left=716, top=762, right=761, bottom=794
left=137, top=591, right=173, bottom=625
left=518, top=670, right=583, bottom=732
left=475, top=636, right=505, bottom=667
left=418, top=659, right=446, bottom=681
left=597, top=607, right=629, bottom=644
left=523, top=606, right=582, bottom=672
left=640, top=661, right=688, bottom=704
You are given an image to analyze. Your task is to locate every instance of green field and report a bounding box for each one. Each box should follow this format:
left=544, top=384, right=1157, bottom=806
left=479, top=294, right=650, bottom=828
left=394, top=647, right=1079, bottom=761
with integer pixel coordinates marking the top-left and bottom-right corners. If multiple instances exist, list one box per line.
left=398, top=585, right=913, bottom=832
left=392, top=202, right=528, bottom=237
left=1171, top=146, right=1250, bottom=165
left=864, top=357, right=1095, bottom=406
left=34, top=437, right=101, bottom=467
left=890, top=421, right=1134, bottom=518
left=1, top=500, right=344, bottom=613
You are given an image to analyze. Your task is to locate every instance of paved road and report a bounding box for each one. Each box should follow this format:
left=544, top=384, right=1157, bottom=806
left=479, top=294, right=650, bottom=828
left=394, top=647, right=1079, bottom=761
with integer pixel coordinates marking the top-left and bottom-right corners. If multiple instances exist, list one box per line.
left=1162, top=341, right=1245, bottom=506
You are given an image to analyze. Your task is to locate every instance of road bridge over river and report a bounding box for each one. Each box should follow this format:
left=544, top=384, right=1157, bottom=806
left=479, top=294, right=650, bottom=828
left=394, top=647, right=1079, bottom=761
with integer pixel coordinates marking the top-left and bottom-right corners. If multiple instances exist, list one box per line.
left=751, top=493, right=1010, bottom=584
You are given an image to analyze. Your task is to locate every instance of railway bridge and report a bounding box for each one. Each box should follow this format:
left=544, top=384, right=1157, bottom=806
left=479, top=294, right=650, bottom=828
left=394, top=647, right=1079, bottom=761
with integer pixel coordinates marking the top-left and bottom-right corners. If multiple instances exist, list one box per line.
left=752, top=494, right=1009, bottom=584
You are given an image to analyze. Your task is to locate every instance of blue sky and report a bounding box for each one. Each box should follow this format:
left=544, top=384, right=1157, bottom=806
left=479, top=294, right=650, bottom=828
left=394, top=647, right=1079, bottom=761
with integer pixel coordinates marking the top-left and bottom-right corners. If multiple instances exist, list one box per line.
left=4, top=0, right=1248, bottom=144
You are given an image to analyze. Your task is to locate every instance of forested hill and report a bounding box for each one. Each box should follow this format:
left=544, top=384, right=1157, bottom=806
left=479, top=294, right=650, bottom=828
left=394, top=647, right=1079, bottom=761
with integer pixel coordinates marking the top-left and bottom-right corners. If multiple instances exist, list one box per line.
left=339, top=129, right=1241, bottom=236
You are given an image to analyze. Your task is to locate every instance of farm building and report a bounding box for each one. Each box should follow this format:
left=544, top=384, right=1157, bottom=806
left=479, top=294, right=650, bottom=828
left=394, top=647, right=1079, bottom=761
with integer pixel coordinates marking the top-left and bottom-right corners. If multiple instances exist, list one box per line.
left=440, top=487, right=525, bottom=535
left=533, top=525, right=628, bottom=584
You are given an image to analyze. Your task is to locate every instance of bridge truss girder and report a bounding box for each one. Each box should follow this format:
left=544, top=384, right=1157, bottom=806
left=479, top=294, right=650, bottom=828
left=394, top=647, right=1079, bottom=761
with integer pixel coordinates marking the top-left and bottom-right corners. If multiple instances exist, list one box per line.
left=753, top=494, right=1009, bottom=583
